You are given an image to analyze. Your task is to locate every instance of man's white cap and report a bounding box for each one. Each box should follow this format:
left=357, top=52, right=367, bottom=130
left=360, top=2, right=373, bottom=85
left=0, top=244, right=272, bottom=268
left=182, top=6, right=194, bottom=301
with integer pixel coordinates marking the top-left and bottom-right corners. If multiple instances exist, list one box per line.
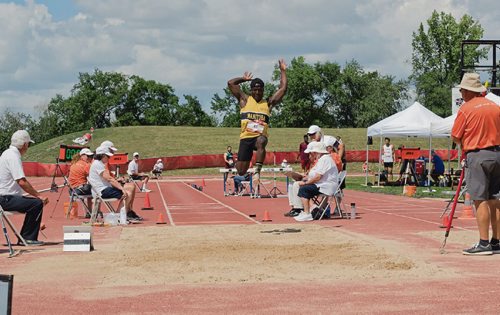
left=100, top=140, right=118, bottom=152
left=133, top=152, right=139, bottom=157
left=323, top=135, right=339, bottom=148
left=96, top=146, right=114, bottom=156
left=11, top=130, right=34, bottom=147
left=79, top=148, right=94, bottom=156
left=304, top=141, right=328, bottom=154
left=157, top=159, right=162, bottom=163
left=307, top=125, right=321, bottom=135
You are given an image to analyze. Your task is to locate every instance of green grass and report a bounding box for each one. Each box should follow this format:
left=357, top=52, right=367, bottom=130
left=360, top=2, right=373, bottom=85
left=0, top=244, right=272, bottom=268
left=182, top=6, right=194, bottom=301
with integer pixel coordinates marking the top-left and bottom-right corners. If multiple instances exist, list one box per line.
left=25, top=126, right=453, bottom=163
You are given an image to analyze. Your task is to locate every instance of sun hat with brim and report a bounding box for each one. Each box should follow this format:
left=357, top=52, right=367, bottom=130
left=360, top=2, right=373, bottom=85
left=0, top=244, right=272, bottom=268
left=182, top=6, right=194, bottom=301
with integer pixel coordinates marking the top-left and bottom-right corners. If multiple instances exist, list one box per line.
left=11, top=130, right=34, bottom=146
left=96, top=146, right=114, bottom=156
left=133, top=152, right=139, bottom=157
left=458, top=73, right=486, bottom=93
left=100, top=140, right=118, bottom=152
left=304, top=141, right=328, bottom=154
left=323, top=135, right=339, bottom=148
left=307, top=125, right=321, bottom=135
left=79, top=148, right=94, bottom=156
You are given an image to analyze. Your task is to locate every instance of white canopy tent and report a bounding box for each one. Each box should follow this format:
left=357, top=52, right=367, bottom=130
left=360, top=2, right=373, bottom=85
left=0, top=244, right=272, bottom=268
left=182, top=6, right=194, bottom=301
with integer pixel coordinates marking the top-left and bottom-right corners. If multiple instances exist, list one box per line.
left=366, top=102, right=447, bottom=186
left=486, top=92, right=500, bottom=105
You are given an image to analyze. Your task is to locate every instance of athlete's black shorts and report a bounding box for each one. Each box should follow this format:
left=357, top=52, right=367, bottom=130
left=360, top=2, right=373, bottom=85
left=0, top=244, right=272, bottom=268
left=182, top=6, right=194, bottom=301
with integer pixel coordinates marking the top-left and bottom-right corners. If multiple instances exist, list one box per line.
left=237, top=137, right=262, bottom=162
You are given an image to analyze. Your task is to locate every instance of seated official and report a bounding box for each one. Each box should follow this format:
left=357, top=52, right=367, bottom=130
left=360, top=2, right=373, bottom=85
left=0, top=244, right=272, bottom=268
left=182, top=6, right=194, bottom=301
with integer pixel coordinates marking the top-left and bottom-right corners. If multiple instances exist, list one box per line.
left=430, top=150, right=445, bottom=183
left=0, top=130, right=49, bottom=246
left=68, top=148, right=94, bottom=217
left=152, top=159, right=164, bottom=178
left=294, top=142, right=338, bottom=222
left=127, top=152, right=150, bottom=192
left=89, top=146, right=142, bottom=221
left=233, top=173, right=251, bottom=194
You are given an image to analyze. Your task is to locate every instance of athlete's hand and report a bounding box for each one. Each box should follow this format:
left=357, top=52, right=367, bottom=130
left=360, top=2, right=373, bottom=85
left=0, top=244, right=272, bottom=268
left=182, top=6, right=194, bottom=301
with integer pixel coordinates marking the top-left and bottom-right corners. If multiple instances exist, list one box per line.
left=278, top=59, right=287, bottom=71
left=243, top=72, right=253, bottom=81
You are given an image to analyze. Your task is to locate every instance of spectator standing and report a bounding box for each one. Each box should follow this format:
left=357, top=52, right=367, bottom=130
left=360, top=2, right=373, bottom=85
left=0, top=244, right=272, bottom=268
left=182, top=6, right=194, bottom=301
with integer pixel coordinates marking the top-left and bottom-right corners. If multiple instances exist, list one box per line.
left=451, top=73, right=500, bottom=255
left=298, top=134, right=310, bottom=172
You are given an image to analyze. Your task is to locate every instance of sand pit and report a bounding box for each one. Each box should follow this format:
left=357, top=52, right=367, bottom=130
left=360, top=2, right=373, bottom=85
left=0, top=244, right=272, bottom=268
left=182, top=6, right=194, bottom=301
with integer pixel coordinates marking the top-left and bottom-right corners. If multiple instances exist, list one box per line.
left=8, top=224, right=458, bottom=301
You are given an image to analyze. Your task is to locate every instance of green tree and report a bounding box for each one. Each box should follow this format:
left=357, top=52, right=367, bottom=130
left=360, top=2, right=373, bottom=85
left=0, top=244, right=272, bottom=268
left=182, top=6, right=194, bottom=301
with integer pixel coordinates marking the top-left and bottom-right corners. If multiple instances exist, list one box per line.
left=411, top=11, right=487, bottom=116
left=0, top=111, right=34, bottom=151
left=177, top=95, right=215, bottom=126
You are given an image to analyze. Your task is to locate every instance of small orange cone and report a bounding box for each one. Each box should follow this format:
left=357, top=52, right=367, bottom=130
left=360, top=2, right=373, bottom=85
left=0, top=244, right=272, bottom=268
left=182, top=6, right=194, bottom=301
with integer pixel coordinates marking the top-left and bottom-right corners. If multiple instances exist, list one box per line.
left=262, top=210, right=272, bottom=222
left=439, top=215, right=453, bottom=228
left=202, top=178, right=206, bottom=187
left=156, top=213, right=167, bottom=224
left=459, top=192, right=475, bottom=219
left=142, top=192, right=154, bottom=210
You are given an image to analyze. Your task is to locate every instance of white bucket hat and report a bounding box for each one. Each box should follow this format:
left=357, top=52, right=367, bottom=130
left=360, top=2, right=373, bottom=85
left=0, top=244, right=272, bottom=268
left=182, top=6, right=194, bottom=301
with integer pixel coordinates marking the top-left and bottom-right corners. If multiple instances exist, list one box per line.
left=304, top=141, right=328, bottom=154
left=307, top=125, right=321, bottom=135
left=458, top=73, right=486, bottom=93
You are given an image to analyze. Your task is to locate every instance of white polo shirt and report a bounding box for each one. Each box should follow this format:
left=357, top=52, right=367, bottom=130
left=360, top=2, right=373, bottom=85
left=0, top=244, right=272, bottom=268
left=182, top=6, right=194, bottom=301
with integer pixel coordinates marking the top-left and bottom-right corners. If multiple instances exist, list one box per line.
left=127, top=159, right=138, bottom=175
left=308, top=154, right=338, bottom=196
left=88, top=160, right=111, bottom=194
left=0, top=146, right=26, bottom=196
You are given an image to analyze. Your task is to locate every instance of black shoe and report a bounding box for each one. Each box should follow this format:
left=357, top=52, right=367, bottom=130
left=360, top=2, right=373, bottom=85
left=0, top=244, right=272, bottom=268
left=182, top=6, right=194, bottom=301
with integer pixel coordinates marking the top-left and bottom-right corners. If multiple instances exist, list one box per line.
left=284, top=208, right=302, bottom=217
left=18, top=240, right=44, bottom=246
left=127, top=210, right=143, bottom=221
left=462, top=243, right=493, bottom=255
left=491, top=243, right=500, bottom=254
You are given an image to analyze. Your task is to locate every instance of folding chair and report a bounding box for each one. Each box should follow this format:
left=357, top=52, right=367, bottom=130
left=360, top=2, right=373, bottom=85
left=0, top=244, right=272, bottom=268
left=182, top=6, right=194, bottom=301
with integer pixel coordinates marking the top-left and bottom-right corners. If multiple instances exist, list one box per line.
left=236, top=181, right=254, bottom=196
left=313, top=171, right=347, bottom=220
left=0, top=205, right=27, bottom=248
left=89, top=186, right=124, bottom=224
left=67, top=187, right=93, bottom=219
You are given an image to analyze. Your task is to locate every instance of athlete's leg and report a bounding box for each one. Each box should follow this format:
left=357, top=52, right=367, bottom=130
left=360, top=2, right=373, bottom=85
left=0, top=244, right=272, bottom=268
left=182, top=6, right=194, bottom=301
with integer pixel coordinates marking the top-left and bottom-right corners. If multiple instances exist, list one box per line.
left=254, top=136, right=268, bottom=175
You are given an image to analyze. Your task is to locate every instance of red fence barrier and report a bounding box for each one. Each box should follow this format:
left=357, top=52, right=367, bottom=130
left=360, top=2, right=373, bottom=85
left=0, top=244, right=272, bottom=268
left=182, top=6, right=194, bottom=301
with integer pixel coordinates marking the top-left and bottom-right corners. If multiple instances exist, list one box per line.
left=23, top=149, right=458, bottom=177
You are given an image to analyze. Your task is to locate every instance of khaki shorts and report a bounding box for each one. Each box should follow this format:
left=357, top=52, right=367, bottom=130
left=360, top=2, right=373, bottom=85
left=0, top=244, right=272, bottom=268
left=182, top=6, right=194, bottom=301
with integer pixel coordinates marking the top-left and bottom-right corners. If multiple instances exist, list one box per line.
left=465, top=150, right=500, bottom=200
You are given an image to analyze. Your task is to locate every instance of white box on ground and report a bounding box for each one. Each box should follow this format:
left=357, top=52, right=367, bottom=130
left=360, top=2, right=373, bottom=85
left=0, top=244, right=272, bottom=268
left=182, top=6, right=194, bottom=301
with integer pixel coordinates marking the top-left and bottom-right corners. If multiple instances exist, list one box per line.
left=63, top=226, right=93, bottom=252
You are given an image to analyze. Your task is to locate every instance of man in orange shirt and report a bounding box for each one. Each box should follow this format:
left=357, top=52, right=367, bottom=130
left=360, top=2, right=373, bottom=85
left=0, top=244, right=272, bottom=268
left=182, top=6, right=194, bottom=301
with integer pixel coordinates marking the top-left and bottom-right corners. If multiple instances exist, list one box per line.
left=451, top=73, right=500, bottom=255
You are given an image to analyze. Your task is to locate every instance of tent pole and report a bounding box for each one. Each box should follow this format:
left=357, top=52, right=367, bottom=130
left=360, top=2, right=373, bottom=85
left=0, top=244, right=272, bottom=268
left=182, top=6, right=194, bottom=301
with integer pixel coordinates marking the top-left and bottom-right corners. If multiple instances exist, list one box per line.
left=428, top=136, right=432, bottom=189
left=378, top=136, right=382, bottom=186
left=365, top=144, right=369, bottom=185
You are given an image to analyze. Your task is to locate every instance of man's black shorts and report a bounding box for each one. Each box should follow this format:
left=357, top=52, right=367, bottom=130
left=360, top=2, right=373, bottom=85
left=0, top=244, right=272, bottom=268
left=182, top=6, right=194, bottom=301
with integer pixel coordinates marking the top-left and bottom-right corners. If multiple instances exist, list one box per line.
left=237, top=137, right=259, bottom=162
left=384, top=162, right=394, bottom=168
left=131, top=174, right=147, bottom=181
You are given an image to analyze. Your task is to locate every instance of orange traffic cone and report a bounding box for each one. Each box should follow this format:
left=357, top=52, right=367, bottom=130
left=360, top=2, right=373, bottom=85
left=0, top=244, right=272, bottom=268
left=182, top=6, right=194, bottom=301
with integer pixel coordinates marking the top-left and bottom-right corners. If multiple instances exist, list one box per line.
left=459, top=192, right=475, bottom=219
left=439, top=215, right=453, bottom=228
left=262, top=210, right=272, bottom=222
left=202, top=178, right=206, bottom=187
left=156, top=213, right=167, bottom=224
left=142, top=192, right=154, bottom=210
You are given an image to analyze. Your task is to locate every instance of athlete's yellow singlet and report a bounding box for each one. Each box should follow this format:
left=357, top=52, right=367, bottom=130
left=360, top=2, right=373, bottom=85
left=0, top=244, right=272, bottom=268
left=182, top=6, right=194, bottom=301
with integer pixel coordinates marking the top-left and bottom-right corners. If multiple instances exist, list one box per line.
left=240, top=96, right=270, bottom=139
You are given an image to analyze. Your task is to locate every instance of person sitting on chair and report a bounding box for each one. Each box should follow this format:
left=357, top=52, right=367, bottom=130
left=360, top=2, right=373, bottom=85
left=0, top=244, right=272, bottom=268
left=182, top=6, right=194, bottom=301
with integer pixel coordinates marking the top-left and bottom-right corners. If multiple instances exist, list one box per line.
left=127, top=152, right=150, bottom=192
left=68, top=148, right=94, bottom=217
left=0, top=130, right=49, bottom=246
left=294, top=141, right=338, bottom=222
left=89, top=146, right=142, bottom=221
left=233, top=172, right=251, bottom=195
left=430, top=150, right=445, bottom=184
left=224, top=146, right=235, bottom=168
left=152, top=159, right=164, bottom=178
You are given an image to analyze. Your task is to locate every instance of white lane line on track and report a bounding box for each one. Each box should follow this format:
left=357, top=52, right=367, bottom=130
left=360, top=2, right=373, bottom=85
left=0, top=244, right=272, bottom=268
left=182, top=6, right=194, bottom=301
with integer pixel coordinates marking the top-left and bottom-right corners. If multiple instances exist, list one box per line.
left=183, top=182, right=261, bottom=225
left=360, top=207, right=472, bottom=231
left=156, top=180, right=174, bottom=226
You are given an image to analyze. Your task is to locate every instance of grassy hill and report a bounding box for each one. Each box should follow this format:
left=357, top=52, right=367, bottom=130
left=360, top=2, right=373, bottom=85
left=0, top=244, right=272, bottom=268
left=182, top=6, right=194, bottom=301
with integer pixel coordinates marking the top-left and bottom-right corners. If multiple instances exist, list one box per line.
left=25, top=126, right=453, bottom=163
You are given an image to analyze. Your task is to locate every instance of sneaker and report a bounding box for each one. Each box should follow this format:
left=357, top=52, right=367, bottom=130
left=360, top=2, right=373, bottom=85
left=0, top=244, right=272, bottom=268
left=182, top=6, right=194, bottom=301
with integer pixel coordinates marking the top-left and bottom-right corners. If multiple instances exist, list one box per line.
left=462, top=243, right=493, bottom=255
left=284, top=208, right=302, bottom=217
left=141, top=188, right=152, bottom=193
left=18, top=240, right=44, bottom=246
left=127, top=210, right=144, bottom=221
left=491, top=243, right=500, bottom=254
left=295, top=212, right=313, bottom=222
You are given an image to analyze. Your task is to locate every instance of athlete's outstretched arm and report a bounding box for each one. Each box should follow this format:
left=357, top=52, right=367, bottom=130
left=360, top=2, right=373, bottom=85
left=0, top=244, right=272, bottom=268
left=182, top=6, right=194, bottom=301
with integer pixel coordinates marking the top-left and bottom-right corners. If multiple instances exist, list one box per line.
left=228, top=72, right=252, bottom=107
left=268, top=59, right=287, bottom=108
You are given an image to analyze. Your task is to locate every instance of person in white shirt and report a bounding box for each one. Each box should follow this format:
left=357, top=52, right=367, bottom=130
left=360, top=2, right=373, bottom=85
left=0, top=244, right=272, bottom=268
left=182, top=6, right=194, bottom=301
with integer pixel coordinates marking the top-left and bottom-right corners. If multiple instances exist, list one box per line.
left=382, top=137, right=395, bottom=180
left=127, top=152, right=150, bottom=192
left=152, top=159, right=164, bottom=178
left=0, top=130, right=49, bottom=246
left=294, top=141, right=338, bottom=222
left=88, top=146, right=142, bottom=221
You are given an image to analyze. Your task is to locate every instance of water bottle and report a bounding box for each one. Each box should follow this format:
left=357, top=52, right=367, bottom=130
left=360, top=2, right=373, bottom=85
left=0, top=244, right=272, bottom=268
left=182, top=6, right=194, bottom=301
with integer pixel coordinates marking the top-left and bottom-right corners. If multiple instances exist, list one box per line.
left=119, top=206, right=128, bottom=225
left=350, top=203, right=356, bottom=220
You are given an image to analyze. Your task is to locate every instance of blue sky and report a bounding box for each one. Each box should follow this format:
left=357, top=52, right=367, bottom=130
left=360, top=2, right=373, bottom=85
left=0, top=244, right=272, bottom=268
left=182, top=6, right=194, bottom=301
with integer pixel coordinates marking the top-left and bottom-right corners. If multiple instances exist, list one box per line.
left=0, top=0, right=498, bottom=116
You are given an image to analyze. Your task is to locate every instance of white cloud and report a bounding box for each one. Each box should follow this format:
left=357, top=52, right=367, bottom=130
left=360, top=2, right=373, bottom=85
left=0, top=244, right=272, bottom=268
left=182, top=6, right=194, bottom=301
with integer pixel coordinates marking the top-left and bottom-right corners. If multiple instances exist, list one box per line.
left=1, top=0, right=499, bottom=115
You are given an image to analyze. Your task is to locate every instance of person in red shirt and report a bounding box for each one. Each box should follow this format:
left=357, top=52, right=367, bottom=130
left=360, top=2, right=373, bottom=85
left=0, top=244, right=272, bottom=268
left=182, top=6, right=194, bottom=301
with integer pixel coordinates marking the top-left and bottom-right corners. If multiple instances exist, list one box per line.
left=68, top=148, right=94, bottom=216
left=298, top=134, right=310, bottom=172
left=451, top=73, right=500, bottom=255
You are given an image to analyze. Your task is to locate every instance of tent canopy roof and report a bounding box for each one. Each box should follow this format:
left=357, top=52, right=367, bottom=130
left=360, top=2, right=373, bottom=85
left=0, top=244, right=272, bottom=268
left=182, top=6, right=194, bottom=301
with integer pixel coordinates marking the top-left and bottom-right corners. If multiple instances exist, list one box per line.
left=367, top=102, right=447, bottom=138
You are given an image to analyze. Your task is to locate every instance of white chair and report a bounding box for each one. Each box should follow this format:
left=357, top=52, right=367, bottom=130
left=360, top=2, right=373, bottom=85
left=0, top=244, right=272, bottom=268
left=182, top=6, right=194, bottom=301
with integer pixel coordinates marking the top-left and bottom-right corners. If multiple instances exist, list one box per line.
left=313, top=170, right=347, bottom=220
left=0, top=205, right=27, bottom=247
left=89, top=186, right=123, bottom=224
left=67, top=187, right=93, bottom=219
